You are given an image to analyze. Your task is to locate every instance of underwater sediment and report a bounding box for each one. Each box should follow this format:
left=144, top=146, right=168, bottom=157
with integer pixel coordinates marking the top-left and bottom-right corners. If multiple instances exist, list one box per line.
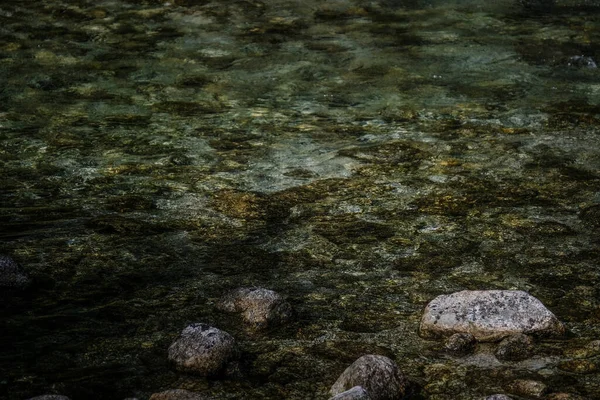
left=1, top=0, right=600, bottom=399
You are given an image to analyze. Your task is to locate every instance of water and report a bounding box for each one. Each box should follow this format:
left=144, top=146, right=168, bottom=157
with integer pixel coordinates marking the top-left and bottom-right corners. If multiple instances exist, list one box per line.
left=1, top=0, right=600, bottom=398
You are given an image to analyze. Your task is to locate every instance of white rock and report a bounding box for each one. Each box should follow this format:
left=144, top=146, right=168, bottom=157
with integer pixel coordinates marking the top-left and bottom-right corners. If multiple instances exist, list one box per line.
left=420, top=290, right=564, bottom=341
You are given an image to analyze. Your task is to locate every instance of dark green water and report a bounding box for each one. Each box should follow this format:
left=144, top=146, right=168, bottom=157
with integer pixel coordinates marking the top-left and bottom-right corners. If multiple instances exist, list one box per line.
left=1, top=0, right=600, bottom=399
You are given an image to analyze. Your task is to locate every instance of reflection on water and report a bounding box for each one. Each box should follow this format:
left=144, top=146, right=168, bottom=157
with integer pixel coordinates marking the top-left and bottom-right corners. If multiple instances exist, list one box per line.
left=1, top=0, right=600, bottom=398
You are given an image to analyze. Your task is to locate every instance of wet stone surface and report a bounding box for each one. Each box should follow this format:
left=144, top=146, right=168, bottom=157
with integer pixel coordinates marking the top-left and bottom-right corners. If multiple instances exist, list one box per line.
left=1, top=0, right=600, bottom=399
left=420, top=290, right=564, bottom=341
left=167, top=323, right=237, bottom=376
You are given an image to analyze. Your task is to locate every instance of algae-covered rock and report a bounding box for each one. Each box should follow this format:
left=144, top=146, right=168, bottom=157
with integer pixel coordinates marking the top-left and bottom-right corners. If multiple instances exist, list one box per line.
left=420, top=290, right=564, bottom=341
left=558, top=359, right=598, bottom=374
left=495, top=333, right=534, bottom=361
left=217, top=287, right=293, bottom=330
left=167, top=323, right=236, bottom=376
left=506, top=379, right=548, bottom=399
left=444, top=333, right=476, bottom=356
left=330, top=355, right=407, bottom=400
left=545, top=393, right=587, bottom=400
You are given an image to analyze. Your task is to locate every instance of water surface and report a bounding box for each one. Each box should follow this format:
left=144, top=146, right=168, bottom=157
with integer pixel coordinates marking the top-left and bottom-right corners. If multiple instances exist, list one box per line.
left=1, top=0, right=600, bottom=399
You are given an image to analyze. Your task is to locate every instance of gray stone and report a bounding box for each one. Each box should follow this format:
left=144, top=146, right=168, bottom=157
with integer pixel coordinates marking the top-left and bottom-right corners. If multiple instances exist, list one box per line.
left=329, top=386, right=370, bottom=400
left=444, top=333, right=476, bottom=356
left=419, top=290, right=564, bottom=341
left=149, top=389, right=209, bottom=400
left=217, top=287, right=293, bottom=329
left=483, top=395, right=512, bottom=400
left=495, top=333, right=534, bottom=361
left=168, top=323, right=236, bottom=376
left=0, top=255, right=30, bottom=289
left=27, top=396, right=71, bottom=400
left=330, top=355, right=407, bottom=400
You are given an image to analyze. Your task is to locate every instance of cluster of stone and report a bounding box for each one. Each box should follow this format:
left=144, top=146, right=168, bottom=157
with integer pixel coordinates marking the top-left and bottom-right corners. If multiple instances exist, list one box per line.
left=19, top=276, right=578, bottom=400
left=419, top=290, right=568, bottom=400
left=151, top=287, right=293, bottom=397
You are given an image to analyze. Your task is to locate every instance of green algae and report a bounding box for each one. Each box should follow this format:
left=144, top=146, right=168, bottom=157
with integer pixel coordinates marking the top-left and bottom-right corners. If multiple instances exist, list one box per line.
left=2, top=0, right=600, bottom=399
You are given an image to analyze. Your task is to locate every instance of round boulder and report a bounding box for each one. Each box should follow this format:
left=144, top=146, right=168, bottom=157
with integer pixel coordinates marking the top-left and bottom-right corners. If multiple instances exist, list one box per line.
left=217, top=287, right=293, bottom=329
left=168, top=323, right=236, bottom=376
left=495, top=333, right=534, bottom=361
left=330, top=355, right=407, bottom=400
left=420, top=290, right=564, bottom=341
left=0, top=255, right=30, bottom=289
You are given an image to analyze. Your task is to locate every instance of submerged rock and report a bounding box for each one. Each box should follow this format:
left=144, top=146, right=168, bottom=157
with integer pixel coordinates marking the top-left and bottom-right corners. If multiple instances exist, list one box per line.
left=545, top=393, right=587, bottom=400
left=580, top=204, right=600, bottom=227
left=518, top=0, right=555, bottom=11
left=482, top=395, right=512, bottom=400
left=567, top=56, right=597, bottom=69
left=330, top=355, right=407, bottom=400
left=329, top=386, right=371, bottom=400
left=149, top=389, right=209, bottom=400
left=167, top=323, right=236, bottom=376
left=495, top=333, right=534, bottom=361
left=444, top=333, right=476, bottom=356
left=558, top=359, right=598, bottom=374
left=217, top=287, right=293, bottom=329
left=0, top=255, right=30, bottom=289
left=419, top=290, right=564, bottom=341
left=506, top=379, right=548, bottom=399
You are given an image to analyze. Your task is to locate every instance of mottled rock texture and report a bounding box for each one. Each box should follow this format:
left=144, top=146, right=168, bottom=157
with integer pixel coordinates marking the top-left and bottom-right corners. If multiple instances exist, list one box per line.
left=495, top=333, right=534, bottom=361
left=0, top=255, right=30, bottom=288
left=330, top=355, right=407, bottom=400
left=507, top=379, right=548, bottom=399
left=420, top=290, right=564, bottom=341
left=444, top=332, right=476, bottom=356
left=167, top=323, right=236, bottom=376
left=217, top=287, right=293, bottom=329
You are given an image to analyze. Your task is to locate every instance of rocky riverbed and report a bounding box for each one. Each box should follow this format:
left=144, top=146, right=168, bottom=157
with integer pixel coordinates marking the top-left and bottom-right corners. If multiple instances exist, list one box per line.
left=1, top=0, right=600, bottom=399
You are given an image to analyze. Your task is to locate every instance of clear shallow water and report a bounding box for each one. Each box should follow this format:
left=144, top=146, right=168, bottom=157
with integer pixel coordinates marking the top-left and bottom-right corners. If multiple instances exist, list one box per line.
left=1, top=0, right=600, bottom=398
